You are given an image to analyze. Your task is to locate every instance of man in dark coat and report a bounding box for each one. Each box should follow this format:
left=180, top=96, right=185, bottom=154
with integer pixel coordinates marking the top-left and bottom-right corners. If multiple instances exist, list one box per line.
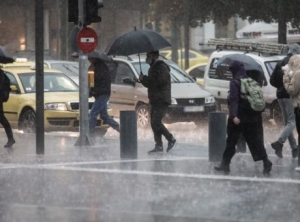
left=269, top=43, right=300, bottom=158
left=139, top=50, right=176, bottom=154
left=214, top=61, right=272, bottom=175
left=0, top=68, right=15, bottom=148
left=88, top=59, right=119, bottom=135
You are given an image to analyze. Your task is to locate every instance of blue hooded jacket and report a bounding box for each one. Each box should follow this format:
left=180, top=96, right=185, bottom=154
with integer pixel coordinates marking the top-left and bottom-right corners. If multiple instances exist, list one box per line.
left=228, top=61, right=247, bottom=119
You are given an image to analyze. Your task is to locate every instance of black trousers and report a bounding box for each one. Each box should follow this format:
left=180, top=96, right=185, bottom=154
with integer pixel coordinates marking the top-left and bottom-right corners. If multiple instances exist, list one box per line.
left=222, top=116, right=267, bottom=164
left=0, top=102, right=14, bottom=140
left=294, top=107, right=300, bottom=145
left=150, top=103, right=173, bottom=147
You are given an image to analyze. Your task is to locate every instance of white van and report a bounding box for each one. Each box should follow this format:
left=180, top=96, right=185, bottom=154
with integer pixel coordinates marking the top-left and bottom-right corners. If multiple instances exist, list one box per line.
left=203, top=50, right=284, bottom=124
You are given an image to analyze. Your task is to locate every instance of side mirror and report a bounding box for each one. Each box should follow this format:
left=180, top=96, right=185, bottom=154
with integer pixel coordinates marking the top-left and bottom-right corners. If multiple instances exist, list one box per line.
left=10, top=85, right=18, bottom=92
left=122, top=77, right=136, bottom=86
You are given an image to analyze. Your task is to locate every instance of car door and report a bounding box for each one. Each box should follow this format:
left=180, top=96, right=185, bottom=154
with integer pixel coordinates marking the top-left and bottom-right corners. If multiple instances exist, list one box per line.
left=3, top=72, right=21, bottom=128
left=110, top=62, right=137, bottom=117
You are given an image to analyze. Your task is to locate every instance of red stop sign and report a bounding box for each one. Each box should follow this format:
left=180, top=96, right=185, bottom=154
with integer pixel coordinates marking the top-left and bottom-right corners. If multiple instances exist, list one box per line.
left=77, top=27, right=98, bottom=53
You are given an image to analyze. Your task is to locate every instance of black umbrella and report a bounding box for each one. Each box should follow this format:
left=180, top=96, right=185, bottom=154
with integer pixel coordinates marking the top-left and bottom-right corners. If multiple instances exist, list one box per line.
left=217, top=53, right=264, bottom=74
left=105, top=28, right=171, bottom=56
left=0, top=46, right=15, bottom=64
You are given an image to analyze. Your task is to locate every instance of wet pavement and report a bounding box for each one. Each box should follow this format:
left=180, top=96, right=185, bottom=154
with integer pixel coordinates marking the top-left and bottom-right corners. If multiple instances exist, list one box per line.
left=0, top=124, right=300, bottom=222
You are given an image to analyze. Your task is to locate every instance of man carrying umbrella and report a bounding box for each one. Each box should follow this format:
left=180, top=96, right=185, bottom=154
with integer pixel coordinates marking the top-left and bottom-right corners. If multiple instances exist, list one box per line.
left=139, top=50, right=176, bottom=154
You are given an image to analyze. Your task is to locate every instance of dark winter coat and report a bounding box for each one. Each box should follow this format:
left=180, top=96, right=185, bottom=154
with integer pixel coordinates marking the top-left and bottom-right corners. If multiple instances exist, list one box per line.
left=270, top=43, right=300, bottom=99
left=140, top=60, right=171, bottom=105
left=90, top=60, right=111, bottom=97
left=228, top=61, right=261, bottom=122
left=270, top=55, right=291, bottom=99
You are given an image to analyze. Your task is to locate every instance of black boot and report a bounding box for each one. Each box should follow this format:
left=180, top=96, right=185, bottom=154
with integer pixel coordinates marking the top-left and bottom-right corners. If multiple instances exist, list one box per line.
left=4, top=138, right=15, bottom=148
left=271, top=141, right=283, bottom=158
left=214, top=161, right=230, bottom=174
left=263, top=158, right=272, bottom=175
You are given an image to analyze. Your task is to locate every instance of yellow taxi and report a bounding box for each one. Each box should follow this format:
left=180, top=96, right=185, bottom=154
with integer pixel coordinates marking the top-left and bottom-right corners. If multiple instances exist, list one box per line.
left=2, top=66, right=112, bottom=135
left=160, top=49, right=209, bottom=69
left=185, top=62, right=208, bottom=86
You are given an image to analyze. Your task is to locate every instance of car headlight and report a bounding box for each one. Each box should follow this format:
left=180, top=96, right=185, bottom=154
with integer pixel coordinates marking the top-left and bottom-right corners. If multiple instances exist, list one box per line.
left=44, top=103, right=67, bottom=111
left=171, top=97, right=177, bottom=105
left=205, top=96, right=215, bottom=104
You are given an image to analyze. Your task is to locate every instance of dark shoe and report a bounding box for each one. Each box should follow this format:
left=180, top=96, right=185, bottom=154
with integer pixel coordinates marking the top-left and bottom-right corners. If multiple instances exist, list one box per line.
left=263, top=159, right=272, bottom=175
left=214, top=162, right=230, bottom=174
left=271, top=141, right=283, bottom=158
left=292, top=148, right=298, bottom=158
left=167, top=138, right=177, bottom=152
left=148, top=146, right=163, bottom=154
left=4, top=139, right=15, bottom=148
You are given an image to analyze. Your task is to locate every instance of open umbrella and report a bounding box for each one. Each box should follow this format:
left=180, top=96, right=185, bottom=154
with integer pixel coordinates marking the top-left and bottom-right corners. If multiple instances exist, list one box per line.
left=216, top=53, right=264, bottom=74
left=105, top=28, right=171, bottom=56
left=0, top=46, right=15, bottom=64
left=216, top=53, right=265, bottom=85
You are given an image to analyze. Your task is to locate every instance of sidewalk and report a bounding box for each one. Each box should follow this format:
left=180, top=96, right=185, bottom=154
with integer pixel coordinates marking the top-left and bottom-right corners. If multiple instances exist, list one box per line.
left=0, top=129, right=300, bottom=222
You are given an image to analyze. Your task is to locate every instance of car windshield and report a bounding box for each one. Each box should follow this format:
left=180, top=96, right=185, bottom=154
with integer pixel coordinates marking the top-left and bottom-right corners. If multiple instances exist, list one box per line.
left=51, top=63, right=79, bottom=78
left=132, top=61, right=194, bottom=83
left=265, top=60, right=279, bottom=76
left=19, top=72, right=79, bottom=93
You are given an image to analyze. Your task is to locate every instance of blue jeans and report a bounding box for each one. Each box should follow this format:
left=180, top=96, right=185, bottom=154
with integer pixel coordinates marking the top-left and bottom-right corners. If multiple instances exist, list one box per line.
left=89, top=95, right=119, bottom=133
left=278, top=98, right=297, bottom=149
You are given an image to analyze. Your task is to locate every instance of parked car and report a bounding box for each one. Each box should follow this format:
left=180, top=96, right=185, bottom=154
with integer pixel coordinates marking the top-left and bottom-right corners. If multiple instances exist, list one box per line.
left=107, top=54, right=216, bottom=128
left=185, top=62, right=207, bottom=86
left=2, top=66, right=111, bottom=135
left=43, top=60, right=79, bottom=84
left=203, top=50, right=284, bottom=125
left=160, top=49, right=209, bottom=69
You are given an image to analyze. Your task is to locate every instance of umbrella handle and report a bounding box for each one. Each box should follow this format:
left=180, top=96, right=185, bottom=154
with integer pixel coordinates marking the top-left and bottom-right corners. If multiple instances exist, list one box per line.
left=138, top=53, right=143, bottom=75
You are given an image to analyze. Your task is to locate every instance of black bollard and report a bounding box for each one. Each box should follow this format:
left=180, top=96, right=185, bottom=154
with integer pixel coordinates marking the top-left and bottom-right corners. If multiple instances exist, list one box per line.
left=120, top=110, right=137, bottom=159
left=208, top=112, right=227, bottom=162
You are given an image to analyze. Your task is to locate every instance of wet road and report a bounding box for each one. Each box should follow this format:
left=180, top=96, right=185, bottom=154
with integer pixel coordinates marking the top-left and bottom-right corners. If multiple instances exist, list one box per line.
left=0, top=120, right=299, bottom=222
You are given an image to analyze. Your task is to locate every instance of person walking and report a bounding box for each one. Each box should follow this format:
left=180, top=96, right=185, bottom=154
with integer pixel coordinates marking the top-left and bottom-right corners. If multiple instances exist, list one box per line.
left=283, top=54, right=300, bottom=171
left=139, top=50, right=176, bottom=154
left=269, top=43, right=300, bottom=158
left=88, top=58, right=120, bottom=135
left=214, top=61, right=272, bottom=175
left=0, top=67, right=15, bottom=148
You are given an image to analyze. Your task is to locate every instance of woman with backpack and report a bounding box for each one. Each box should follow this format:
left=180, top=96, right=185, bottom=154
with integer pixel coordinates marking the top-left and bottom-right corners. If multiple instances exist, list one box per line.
left=0, top=67, right=15, bottom=148
left=214, top=61, right=272, bottom=175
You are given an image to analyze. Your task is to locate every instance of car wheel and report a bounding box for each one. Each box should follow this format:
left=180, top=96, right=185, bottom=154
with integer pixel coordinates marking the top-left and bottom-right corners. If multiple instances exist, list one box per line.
left=20, top=109, right=36, bottom=133
left=136, top=104, right=150, bottom=128
left=273, top=101, right=283, bottom=127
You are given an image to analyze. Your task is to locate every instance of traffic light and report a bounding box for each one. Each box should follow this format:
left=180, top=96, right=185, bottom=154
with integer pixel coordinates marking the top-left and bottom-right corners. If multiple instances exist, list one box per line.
left=68, top=0, right=79, bottom=24
left=85, top=0, right=103, bottom=25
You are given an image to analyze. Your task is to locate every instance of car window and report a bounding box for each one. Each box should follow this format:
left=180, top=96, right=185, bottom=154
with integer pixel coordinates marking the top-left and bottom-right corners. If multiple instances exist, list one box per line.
left=19, top=72, right=78, bottom=93
left=189, top=65, right=206, bottom=78
left=265, top=61, right=279, bottom=77
left=114, top=62, right=135, bottom=84
left=51, top=63, right=79, bottom=79
left=208, top=58, right=232, bottom=81
left=4, top=71, right=19, bottom=93
left=132, top=61, right=194, bottom=83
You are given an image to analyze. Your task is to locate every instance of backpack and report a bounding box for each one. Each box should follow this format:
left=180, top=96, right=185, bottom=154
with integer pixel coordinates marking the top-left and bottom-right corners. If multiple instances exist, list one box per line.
left=240, top=77, right=265, bottom=112
left=1, top=72, right=11, bottom=102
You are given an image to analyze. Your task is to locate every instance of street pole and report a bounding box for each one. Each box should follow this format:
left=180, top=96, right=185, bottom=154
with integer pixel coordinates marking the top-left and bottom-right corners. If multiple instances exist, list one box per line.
left=75, top=0, right=91, bottom=146
left=35, top=0, right=45, bottom=155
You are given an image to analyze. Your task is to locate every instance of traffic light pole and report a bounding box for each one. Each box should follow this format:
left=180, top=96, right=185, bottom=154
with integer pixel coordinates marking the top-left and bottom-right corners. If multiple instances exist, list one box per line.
left=75, top=0, right=91, bottom=146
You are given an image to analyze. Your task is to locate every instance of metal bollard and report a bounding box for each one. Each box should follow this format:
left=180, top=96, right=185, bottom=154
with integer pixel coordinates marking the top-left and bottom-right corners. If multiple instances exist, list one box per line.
left=208, top=112, right=227, bottom=162
left=120, top=111, right=137, bottom=159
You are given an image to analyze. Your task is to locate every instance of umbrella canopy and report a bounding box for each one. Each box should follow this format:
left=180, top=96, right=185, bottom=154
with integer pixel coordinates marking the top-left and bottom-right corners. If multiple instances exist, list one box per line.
left=0, top=46, right=15, bottom=64
left=217, top=53, right=264, bottom=74
left=105, top=28, right=171, bottom=56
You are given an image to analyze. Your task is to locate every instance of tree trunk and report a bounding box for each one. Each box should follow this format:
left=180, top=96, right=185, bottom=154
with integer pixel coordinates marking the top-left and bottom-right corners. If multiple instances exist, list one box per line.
left=183, top=0, right=190, bottom=70
left=278, top=0, right=287, bottom=44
